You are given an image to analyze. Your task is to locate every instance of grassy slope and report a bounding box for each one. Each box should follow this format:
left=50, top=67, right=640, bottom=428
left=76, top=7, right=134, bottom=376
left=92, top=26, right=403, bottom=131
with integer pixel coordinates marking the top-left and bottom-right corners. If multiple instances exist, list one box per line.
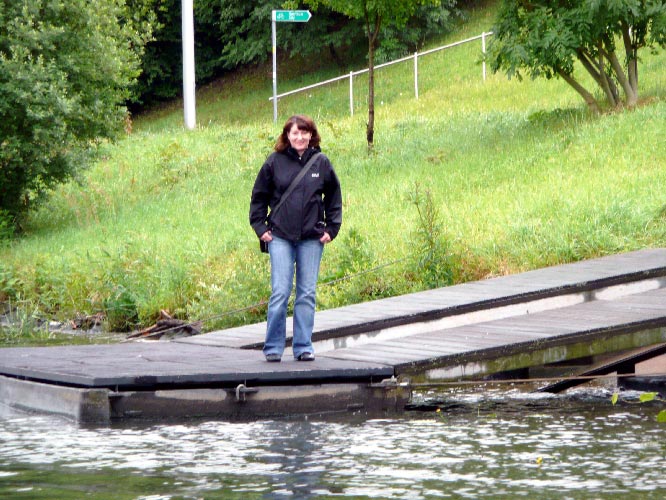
left=2, top=1, right=666, bottom=337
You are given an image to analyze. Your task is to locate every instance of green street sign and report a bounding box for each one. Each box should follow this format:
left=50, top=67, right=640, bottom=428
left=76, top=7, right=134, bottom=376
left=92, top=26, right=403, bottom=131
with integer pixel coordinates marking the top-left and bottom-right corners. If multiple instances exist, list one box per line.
left=273, top=10, right=312, bottom=22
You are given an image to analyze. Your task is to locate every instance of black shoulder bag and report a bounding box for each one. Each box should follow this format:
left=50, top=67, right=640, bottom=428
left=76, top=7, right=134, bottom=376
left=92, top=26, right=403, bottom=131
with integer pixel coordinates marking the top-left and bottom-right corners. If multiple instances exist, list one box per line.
left=260, top=153, right=321, bottom=253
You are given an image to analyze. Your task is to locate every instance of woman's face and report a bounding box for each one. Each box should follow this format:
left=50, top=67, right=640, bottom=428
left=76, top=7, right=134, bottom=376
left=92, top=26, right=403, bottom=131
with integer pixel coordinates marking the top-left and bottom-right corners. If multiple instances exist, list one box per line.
left=287, top=123, right=312, bottom=155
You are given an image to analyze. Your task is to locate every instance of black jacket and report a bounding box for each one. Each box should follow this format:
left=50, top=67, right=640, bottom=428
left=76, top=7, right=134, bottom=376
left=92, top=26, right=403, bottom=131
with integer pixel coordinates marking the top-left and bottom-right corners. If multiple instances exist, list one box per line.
left=249, top=147, right=342, bottom=242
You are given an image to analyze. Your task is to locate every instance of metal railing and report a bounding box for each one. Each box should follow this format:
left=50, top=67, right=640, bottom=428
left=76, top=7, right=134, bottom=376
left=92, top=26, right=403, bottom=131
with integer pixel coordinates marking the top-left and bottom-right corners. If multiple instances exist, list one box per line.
left=269, top=31, right=493, bottom=118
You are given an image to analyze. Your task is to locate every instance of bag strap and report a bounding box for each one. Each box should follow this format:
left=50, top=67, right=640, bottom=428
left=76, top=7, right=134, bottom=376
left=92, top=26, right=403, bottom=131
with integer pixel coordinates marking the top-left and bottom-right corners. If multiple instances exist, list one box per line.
left=271, top=152, right=321, bottom=216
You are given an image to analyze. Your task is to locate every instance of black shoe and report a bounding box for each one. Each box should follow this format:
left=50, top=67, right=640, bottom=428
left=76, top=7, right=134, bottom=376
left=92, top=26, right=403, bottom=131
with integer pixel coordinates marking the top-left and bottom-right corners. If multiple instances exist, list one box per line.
left=265, top=354, right=281, bottom=362
left=297, top=352, right=315, bottom=361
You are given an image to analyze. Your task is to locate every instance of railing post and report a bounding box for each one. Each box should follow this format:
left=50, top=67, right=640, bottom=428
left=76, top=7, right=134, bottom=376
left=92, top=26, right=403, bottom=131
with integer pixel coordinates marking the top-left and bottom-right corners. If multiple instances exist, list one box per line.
left=414, top=52, right=419, bottom=100
left=349, top=71, right=354, bottom=116
left=482, top=32, right=487, bottom=82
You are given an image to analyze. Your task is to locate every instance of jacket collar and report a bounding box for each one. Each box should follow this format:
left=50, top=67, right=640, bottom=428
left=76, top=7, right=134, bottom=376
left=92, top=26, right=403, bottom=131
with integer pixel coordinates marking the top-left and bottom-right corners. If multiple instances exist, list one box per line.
left=286, top=146, right=321, bottom=164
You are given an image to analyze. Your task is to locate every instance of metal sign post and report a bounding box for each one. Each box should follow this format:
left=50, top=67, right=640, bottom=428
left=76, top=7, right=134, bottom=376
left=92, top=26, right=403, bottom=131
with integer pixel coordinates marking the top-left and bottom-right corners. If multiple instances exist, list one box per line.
left=271, top=10, right=312, bottom=123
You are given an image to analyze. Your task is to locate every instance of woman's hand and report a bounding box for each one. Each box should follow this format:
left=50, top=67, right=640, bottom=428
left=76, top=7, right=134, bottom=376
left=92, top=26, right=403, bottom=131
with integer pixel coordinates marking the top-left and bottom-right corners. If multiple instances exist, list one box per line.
left=319, top=232, right=331, bottom=244
left=260, top=230, right=273, bottom=242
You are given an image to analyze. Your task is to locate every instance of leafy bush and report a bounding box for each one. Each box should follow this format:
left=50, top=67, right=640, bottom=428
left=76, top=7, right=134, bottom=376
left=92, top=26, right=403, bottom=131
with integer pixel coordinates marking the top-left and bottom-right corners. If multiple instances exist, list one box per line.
left=0, top=209, right=13, bottom=243
left=0, top=0, right=152, bottom=225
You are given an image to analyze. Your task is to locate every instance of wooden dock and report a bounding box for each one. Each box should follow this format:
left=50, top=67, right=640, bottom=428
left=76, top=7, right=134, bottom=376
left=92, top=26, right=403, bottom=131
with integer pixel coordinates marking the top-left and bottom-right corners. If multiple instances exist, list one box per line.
left=2, top=248, right=666, bottom=422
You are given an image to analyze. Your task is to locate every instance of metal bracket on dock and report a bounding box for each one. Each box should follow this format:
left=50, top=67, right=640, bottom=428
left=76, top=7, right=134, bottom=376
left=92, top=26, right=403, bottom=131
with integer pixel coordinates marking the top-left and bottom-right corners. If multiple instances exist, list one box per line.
left=234, top=384, right=258, bottom=402
left=369, top=376, right=409, bottom=389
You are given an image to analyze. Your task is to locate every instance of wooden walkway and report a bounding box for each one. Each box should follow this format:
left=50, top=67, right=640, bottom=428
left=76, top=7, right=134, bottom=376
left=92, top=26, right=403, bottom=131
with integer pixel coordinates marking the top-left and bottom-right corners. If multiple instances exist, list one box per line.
left=321, top=286, right=666, bottom=378
left=1, top=248, right=666, bottom=421
left=180, top=247, right=666, bottom=350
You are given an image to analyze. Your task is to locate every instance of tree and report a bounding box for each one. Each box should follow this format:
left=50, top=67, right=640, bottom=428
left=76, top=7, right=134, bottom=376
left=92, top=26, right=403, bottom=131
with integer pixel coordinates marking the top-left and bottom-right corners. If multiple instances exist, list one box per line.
left=488, top=0, right=666, bottom=113
left=305, top=0, right=444, bottom=148
left=0, top=0, right=153, bottom=227
left=130, top=1, right=457, bottom=110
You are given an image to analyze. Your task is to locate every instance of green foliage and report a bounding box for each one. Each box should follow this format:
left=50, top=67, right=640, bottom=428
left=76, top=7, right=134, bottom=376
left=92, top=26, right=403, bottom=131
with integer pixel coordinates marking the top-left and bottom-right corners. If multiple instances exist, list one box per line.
left=0, top=299, right=51, bottom=345
left=0, top=0, right=152, bottom=224
left=316, top=227, right=399, bottom=308
left=0, top=209, right=14, bottom=243
left=0, top=263, right=20, bottom=301
left=131, top=0, right=231, bottom=105
left=639, top=392, right=658, bottom=403
left=612, top=390, right=666, bottom=423
left=307, top=0, right=453, bottom=145
left=133, top=0, right=460, bottom=106
left=408, top=183, right=457, bottom=288
left=374, top=2, right=460, bottom=62
left=337, top=227, right=375, bottom=275
left=308, top=0, right=442, bottom=25
left=488, top=0, right=666, bottom=111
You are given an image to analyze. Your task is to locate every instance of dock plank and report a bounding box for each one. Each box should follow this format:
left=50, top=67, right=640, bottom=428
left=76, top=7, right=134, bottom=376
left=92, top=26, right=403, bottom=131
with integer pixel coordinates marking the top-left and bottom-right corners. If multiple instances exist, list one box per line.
left=0, top=343, right=392, bottom=389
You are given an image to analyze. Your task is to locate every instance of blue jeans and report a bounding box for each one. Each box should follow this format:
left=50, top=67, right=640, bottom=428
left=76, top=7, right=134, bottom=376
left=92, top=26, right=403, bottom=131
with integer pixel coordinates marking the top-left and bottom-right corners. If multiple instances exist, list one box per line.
left=264, top=235, right=324, bottom=359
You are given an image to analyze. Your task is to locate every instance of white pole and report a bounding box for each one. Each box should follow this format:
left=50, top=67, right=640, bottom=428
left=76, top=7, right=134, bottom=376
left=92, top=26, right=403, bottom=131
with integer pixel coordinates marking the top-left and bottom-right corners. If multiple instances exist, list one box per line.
left=482, top=32, right=487, bottom=82
left=181, top=0, right=196, bottom=129
left=349, top=71, right=354, bottom=116
left=414, top=52, right=419, bottom=99
left=272, top=12, right=278, bottom=123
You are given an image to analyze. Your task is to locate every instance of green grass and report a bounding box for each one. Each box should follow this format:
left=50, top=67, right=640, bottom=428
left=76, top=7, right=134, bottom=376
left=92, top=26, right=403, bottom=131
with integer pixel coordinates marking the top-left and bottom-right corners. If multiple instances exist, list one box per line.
left=2, top=1, right=666, bottom=341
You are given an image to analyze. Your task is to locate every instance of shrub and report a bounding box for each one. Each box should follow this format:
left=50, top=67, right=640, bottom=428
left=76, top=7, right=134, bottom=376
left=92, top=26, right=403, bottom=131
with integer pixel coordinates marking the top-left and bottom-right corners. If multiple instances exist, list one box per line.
left=0, top=0, right=152, bottom=226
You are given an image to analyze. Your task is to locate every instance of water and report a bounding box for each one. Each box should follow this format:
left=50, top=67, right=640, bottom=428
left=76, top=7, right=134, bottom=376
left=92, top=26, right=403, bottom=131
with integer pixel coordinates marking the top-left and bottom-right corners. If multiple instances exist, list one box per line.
left=1, top=387, right=665, bottom=499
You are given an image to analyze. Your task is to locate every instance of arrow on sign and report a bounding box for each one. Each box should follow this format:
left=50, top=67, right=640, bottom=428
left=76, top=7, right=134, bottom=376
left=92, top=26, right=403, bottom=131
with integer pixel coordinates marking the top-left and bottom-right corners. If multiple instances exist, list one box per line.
left=273, top=10, right=312, bottom=22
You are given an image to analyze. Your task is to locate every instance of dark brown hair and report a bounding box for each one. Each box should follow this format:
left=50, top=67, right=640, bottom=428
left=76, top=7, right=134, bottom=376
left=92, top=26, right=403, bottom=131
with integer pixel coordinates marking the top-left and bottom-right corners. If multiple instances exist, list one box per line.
left=274, top=114, right=321, bottom=152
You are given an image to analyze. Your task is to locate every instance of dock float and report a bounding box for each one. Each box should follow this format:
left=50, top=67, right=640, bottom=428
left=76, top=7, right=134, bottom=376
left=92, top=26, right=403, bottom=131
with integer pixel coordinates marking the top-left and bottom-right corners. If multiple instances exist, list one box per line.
left=0, top=344, right=397, bottom=422
left=1, top=248, right=666, bottom=422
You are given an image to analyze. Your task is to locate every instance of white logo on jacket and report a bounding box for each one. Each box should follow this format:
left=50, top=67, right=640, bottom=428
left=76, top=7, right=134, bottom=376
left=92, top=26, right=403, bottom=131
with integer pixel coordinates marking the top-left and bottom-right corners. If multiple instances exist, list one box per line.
left=311, top=173, right=319, bottom=177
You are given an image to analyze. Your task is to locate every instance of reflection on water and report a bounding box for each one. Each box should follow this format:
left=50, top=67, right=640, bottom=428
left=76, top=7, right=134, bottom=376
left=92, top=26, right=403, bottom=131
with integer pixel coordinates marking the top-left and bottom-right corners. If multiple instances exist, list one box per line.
left=1, top=387, right=665, bottom=499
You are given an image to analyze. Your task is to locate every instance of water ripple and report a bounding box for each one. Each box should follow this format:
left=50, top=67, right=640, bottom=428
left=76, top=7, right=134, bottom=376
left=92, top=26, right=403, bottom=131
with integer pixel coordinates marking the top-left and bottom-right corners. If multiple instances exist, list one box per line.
left=1, top=390, right=665, bottom=498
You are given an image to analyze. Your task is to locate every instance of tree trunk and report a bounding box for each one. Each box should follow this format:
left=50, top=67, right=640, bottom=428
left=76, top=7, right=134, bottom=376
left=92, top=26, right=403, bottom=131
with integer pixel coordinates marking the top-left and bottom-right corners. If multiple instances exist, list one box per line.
left=600, top=37, right=636, bottom=107
left=596, top=46, right=619, bottom=108
left=620, top=22, right=639, bottom=102
left=576, top=48, right=617, bottom=107
left=328, top=43, right=344, bottom=69
left=367, top=37, right=375, bottom=147
left=576, top=48, right=602, bottom=86
left=365, top=12, right=381, bottom=149
left=556, top=68, right=601, bottom=114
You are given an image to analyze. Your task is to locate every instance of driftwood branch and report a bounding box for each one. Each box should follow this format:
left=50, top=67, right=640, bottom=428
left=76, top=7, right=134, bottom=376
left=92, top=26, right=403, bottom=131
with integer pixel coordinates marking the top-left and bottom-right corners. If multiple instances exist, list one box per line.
left=126, top=310, right=202, bottom=341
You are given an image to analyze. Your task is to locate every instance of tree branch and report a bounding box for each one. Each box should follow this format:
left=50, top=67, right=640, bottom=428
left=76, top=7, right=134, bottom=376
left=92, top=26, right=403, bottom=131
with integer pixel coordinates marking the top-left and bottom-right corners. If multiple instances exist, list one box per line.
left=620, top=20, right=638, bottom=95
left=576, top=48, right=602, bottom=83
left=556, top=68, right=601, bottom=114
left=599, top=36, right=636, bottom=106
left=575, top=48, right=614, bottom=105
left=596, top=42, right=619, bottom=107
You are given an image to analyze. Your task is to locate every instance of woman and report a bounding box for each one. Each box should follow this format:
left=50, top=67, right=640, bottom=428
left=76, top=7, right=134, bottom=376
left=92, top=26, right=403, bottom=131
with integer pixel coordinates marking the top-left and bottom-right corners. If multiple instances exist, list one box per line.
left=249, top=115, right=342, bottom=362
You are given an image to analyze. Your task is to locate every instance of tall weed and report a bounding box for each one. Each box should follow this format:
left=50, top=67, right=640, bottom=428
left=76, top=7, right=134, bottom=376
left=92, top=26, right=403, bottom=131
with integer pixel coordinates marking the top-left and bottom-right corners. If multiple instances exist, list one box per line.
left=407, top=183, right=458, bottom=288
